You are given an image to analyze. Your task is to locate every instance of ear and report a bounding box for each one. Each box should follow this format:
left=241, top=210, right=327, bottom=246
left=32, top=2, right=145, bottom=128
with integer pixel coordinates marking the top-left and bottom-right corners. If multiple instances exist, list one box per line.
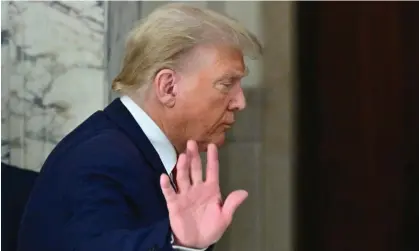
left=153, top=69, right=178, bottom=108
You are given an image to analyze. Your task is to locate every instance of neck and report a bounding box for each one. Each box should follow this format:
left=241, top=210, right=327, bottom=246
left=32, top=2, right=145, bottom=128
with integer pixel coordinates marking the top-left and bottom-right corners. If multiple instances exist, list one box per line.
left=127, top=92, right=186, bottom=154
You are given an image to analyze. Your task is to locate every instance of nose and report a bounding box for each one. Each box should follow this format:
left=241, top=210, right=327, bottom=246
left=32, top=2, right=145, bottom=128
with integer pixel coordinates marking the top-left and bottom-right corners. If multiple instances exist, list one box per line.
left=229, top=86, right=246, bottom=111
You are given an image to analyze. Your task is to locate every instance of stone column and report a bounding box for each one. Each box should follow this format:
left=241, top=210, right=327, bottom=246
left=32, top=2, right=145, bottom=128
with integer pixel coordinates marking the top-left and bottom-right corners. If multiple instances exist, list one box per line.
left=259, top=3, right=296, bottom=251
left=106, top=1, right=142, bottom=102
left=215, top=2, right=296, bottom=251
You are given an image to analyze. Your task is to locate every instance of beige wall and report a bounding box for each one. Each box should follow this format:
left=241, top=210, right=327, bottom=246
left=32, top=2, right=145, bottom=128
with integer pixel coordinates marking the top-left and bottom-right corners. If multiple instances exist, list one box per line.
left=215, top=2, right=296, bottom=251
left=107, top=2, right=296, bottom=250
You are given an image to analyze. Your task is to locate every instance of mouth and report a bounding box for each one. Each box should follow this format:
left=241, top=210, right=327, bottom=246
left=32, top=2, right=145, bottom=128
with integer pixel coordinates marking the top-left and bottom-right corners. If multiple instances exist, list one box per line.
left=223, top=123, right=234, bottom=129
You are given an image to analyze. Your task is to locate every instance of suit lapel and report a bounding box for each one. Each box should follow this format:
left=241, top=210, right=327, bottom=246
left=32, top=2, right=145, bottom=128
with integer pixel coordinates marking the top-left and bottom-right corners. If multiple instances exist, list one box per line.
left=103, top=98, right=168, bottom=177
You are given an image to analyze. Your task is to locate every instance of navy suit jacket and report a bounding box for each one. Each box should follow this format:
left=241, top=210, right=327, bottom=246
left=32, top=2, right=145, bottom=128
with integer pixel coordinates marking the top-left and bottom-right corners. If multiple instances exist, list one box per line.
left=18, top=98, right=213, bottom=251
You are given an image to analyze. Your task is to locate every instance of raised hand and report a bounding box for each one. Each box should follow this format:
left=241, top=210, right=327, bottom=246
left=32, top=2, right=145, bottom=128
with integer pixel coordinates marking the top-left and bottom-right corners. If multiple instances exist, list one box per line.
left=160, top=140, right=248, bottom=249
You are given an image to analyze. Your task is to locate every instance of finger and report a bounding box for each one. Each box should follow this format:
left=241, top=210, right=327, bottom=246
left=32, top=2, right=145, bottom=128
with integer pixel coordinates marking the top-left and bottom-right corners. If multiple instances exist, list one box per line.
left=221, top=190, right=248, bottom=225
left=188, top=140, right=203, bottom=184
left=176, top=153, right=191, bottom=191
left=205, top=143, right=219, bottom=184
left=160, top=174, right=177, bottom=203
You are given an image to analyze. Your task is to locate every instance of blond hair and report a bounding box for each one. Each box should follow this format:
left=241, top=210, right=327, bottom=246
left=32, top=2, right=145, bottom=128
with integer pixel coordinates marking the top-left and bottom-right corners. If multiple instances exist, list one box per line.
left=112, top=3, right=263, bottom=92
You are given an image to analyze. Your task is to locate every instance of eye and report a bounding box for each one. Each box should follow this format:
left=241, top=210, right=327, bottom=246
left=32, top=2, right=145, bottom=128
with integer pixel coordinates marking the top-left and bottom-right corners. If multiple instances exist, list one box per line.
left=215, top=81, right=234, bottom=93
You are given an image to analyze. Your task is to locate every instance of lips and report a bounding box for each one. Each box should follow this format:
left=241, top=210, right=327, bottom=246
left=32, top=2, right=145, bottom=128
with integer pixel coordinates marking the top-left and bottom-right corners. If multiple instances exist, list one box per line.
left=223, top=123, right=234, bottom=129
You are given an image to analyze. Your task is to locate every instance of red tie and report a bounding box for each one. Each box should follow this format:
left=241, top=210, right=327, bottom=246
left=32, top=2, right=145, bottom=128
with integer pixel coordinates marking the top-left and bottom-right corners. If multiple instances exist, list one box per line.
left=171, top=167, right=178, bottom=188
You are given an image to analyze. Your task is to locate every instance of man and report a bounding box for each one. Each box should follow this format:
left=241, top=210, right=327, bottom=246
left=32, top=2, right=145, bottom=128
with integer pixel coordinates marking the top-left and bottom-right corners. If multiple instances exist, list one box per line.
left=18, top=3, right=262, bottom=251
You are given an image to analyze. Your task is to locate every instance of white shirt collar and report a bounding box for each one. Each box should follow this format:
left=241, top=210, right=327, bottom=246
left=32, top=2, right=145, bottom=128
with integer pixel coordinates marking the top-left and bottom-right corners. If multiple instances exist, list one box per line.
left=120, top=95, right=177, bottom=175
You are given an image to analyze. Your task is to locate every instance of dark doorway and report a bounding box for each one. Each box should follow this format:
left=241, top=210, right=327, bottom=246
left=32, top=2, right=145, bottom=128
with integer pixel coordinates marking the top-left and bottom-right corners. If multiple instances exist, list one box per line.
left=295, top=2, right=419, bottom=251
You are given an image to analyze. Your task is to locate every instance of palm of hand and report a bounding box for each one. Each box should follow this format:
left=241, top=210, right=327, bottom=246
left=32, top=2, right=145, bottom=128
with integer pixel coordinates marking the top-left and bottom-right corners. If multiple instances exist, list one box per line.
left=160, top=141, right=248, bottom=249
left=169, top=182, right=224, bottom=247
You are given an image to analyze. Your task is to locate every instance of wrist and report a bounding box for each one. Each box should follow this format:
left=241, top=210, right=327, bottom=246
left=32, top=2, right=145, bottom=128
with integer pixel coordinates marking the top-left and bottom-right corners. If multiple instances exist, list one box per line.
left=172, top=233, right=191, bottom=247
left=172, top=233, right=205, bottom=249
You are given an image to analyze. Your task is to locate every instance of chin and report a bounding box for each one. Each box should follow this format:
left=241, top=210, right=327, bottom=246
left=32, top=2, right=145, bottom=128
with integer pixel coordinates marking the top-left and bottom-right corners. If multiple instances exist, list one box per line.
left=197, top=134, right=226, bottom=152
left=212, top=133, right=226, bottom=147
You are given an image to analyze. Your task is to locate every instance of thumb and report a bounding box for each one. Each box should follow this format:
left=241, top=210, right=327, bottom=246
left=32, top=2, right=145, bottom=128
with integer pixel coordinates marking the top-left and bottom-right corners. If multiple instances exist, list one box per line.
left=160, top=174, right=177, bottom=203
left=221, top=190, right=248, bottom=224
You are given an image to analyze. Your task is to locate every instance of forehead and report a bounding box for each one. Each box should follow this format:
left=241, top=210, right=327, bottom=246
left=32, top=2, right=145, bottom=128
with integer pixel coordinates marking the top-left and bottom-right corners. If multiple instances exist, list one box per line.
left=191, top=44, right=246, bottom=78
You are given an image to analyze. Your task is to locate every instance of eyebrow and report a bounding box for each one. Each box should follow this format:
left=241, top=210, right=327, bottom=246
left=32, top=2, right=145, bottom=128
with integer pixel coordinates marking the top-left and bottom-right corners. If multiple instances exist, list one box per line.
left=217, top=66, right=249, bottom=82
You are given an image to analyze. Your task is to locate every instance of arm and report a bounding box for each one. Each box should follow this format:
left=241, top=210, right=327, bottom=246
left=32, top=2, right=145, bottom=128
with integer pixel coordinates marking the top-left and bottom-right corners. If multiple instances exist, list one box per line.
left=63, top=168, right=174, bottom=251
left=63, top=163, right=215, bottom=251
left=62, top=138, right=226, bottom=251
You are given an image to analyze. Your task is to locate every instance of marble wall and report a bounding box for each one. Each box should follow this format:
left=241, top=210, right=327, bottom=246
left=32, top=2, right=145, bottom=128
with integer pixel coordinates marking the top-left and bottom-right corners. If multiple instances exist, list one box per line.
left=1, top=1, right=107, bottom=171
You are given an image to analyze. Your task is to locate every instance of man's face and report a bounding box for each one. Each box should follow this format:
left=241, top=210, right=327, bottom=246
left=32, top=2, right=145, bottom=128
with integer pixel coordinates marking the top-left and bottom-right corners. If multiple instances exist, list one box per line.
left=173, top=44, right=247, bottom=151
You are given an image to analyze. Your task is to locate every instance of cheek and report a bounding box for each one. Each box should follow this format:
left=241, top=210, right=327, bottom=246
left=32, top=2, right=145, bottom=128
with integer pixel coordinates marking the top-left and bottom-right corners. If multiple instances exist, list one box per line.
left=178, top=87, right=230, bottom=130
left=185, top=91, right=227, bottom=116
left=198, top=103, right=230, bottom=133
left=181, top=101, right=225, bottom=134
